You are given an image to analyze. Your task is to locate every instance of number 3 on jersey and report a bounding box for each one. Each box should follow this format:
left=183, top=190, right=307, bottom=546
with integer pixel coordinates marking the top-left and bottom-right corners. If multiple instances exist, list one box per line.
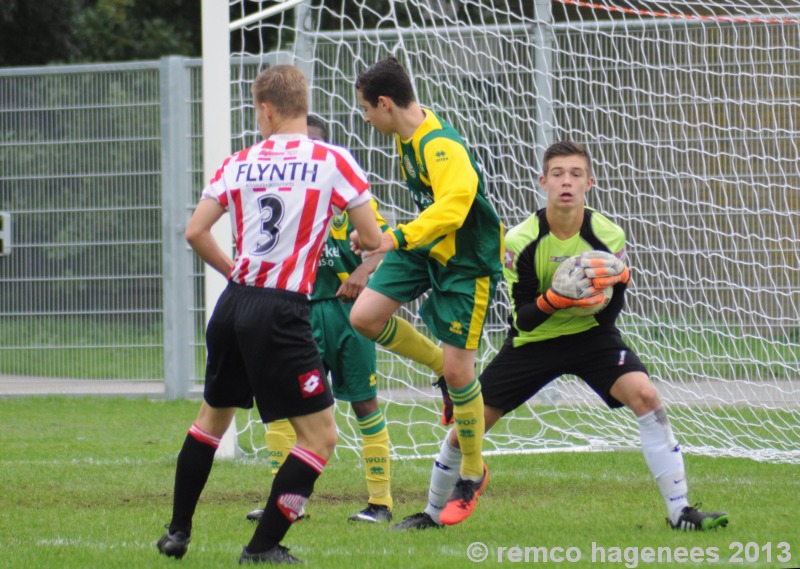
left=251, top=194, right=284, bottom=255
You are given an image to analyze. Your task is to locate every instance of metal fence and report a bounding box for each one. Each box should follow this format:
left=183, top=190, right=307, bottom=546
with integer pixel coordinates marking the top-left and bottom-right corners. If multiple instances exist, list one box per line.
left=0, top=58, right=204, bottom=397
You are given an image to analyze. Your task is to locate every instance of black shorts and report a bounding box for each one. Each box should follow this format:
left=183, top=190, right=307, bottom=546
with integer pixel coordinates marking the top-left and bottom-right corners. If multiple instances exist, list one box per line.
left=204, top=282, right=333, bottom=422
left=480, top=326, right=648, bottom=412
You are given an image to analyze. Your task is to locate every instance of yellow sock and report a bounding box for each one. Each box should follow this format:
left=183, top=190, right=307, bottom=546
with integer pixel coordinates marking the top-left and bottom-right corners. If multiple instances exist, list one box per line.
left=449, top=380, right=485, bottom=479
left=264, top=419, right=296, bottom=475
left=358, top=410, right=392, bottom=510
left=374, top=315, right=444, bottom=377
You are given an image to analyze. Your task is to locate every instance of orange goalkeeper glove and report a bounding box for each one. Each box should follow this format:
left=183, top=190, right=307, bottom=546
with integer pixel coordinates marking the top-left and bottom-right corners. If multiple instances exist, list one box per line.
left=579, top=251, right=631, bottom=289
left=538, top=255, right=607, bottom=314
left=536, top=287, right=608, bottom=314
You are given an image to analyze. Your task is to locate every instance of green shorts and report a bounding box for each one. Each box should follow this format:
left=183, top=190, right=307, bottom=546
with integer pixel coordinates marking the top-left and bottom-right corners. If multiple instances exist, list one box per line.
left=310, top=298, right=377, bottom=402
left=367, top=248, right=500, bottom=350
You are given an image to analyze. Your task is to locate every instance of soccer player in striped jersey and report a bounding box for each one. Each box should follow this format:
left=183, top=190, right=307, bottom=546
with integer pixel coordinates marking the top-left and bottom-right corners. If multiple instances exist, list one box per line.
left=247, top=115, right=446, bottom=525
left=394, top=141, right=728, bottom=532
left=156, top=65, right=383, bottom=565
left=351, top=56, right=504, bottom=526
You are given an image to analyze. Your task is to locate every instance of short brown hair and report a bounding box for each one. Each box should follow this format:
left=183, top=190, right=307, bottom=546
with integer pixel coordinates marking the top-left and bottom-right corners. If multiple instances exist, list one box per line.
left=251, top=65, right=308, bottom=118
left=542, top=141, right=593, bottom=176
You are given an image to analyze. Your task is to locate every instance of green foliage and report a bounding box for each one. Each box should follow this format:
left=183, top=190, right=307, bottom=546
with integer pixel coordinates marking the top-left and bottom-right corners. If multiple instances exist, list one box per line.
left=1, top=397, right=797, bottom=568
left=0, top=0, right=84, bottom=66
left=71, top=0, right=201, bottom=64
left=0, top=0, right=201, bottom=67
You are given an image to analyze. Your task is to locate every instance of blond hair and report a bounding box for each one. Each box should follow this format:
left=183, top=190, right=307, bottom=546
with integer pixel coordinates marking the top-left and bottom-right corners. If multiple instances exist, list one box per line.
left=251, top=65, right=308, bottom=118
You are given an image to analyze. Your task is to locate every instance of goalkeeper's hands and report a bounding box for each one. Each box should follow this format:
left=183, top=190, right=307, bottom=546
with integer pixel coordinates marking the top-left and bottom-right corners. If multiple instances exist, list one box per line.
left=579, top=251, right=631, bottom=289
left=433, top=377, right=454, bottom=426
left=550, top=256, right=596, bottom=299
left=537, top=255, right=605, bottom=314
left=536, top=287, right=607, bottom=314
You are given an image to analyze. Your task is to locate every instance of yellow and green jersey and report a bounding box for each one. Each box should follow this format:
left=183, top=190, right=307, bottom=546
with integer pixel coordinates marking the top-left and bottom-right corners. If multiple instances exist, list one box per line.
left=311, top=199, right=390, bottom=301
left=390, top=108, right=503, bottom=278
left=504, top=208, right=626, bottom=346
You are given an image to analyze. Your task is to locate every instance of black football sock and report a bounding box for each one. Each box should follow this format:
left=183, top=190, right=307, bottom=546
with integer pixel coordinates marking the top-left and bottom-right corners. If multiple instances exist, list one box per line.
left=169, top=424, right=219, bottom=533
left=247, top=447, right=325, bottom=552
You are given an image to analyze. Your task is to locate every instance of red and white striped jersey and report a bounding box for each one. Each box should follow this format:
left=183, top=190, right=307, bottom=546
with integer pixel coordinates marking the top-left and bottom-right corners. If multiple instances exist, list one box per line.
left=201, top=134, right=372, bottom=294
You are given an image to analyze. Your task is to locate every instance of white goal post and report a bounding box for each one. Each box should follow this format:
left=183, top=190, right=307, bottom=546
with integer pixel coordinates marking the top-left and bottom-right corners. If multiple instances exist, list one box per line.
left=204, top=0, right=800, bottom=464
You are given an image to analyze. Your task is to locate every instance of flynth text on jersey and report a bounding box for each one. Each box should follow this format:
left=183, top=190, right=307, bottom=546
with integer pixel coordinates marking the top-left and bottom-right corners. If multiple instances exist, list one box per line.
left=235, top=162, right=319, bottom=184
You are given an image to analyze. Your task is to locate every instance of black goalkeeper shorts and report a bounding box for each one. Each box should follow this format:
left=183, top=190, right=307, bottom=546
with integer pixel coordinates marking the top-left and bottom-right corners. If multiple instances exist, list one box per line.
left=479, top=326, right=648, bottom=412
left=204, top=282, right=333, bottom=422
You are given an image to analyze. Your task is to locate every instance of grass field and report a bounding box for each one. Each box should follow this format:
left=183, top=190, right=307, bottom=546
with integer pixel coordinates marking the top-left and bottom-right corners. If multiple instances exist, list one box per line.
left=1, top=397, right=797, bottom=569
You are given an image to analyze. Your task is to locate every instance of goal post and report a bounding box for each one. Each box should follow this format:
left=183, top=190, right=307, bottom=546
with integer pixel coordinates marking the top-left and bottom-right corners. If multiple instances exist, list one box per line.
left=201, top=0, right=238, bottom=459
left=210, top=0, right=800, bottom=464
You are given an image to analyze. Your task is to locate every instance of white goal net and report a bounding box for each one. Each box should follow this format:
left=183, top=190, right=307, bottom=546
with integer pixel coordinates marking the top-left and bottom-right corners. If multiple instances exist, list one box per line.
left=223, top=0, right=800, bottom=464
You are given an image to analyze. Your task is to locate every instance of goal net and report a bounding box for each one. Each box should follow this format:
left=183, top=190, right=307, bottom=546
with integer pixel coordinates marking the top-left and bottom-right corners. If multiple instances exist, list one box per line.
left=225, top=0, right=800, bottom=464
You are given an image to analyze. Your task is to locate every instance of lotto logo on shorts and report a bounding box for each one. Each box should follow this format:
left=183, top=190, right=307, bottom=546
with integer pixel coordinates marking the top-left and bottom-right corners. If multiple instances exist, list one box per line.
left=299, top=370, right=325, bottom=398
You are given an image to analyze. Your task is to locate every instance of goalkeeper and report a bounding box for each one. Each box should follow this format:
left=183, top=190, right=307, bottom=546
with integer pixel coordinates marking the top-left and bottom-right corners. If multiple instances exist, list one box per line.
left=246, top=115, right=447, bottom=526
left=392, top=141, right=728, bottom=532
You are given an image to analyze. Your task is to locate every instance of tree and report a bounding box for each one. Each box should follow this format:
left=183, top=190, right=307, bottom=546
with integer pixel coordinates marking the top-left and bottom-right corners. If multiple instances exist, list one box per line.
left=0, top=0, right=84, bottom=66
left=71, top=0, right=201, bottom=63
left=0, top=0, right=201, bottom=68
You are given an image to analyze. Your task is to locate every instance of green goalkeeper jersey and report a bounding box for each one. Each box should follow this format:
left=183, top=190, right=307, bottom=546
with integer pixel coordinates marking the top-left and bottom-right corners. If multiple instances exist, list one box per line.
left=504, top=207, right=626, bottom=347
left=390, top=108, right=503, bottom=278
left=311, top=198, right=390, bottom=301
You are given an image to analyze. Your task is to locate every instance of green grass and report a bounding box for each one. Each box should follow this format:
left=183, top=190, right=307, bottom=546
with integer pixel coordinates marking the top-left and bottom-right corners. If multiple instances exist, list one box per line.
left=1, top=397, right=797, bottom=568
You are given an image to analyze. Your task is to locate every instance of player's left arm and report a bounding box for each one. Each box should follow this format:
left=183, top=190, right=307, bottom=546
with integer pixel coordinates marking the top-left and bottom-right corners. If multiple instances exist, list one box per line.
left=185, top=198, right=234, bottom=277
left=339, top=199, right=391, bottom=300
left=585, top=241, right=630, bottom=328
left=391, top=138, right=477, bottom=250
left=347, top=198, right=383, bottom=252
left=592, top=280, right=627, bottom=328
left=368, top=197, right=391, bottom=232
left=580, top=250, right=631, bottom=288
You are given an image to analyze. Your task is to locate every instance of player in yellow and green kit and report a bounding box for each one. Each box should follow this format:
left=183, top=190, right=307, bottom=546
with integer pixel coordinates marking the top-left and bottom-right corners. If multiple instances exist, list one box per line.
left=350, top=57, right=504, bottom=527
left=247, top=115, right=446, bottom=524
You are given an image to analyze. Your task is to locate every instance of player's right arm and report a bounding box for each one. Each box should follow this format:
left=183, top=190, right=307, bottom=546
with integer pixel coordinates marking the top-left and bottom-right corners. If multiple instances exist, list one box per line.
left=505, top=236, right=549, bottom=331
left=185, top=198, right=235, bottom=277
